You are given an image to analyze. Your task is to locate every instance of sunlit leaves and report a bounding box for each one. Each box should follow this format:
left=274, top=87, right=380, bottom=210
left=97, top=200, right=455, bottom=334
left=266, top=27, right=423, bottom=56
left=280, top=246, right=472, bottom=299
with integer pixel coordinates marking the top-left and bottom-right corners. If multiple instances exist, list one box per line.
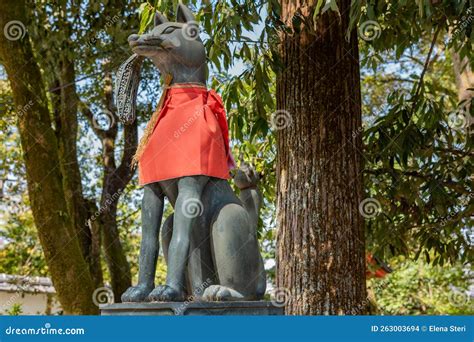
left=362, top=42, right=473, bottom=264
left=350, top=0, right=473, bottom=59
left=370, top=256, right=473, bottom=315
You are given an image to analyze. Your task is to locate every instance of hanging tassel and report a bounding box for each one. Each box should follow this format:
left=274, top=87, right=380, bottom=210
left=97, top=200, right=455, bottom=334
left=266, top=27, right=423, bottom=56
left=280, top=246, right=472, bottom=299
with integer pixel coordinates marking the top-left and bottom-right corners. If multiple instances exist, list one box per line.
left=115, top=54, right=144, bottom=124
left=132, top=73, right=173, bottom=167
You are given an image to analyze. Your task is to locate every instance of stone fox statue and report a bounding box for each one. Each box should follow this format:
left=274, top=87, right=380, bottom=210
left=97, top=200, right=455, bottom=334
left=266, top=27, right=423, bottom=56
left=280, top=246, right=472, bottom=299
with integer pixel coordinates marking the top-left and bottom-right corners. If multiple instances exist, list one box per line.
left=118, top=4, right=266, bottom=302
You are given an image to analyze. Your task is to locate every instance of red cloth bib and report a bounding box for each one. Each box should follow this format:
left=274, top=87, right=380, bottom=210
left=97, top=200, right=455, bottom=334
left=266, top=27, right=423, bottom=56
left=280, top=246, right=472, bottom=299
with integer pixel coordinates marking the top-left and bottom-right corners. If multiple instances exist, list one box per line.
left=138, top=86, right=235, bottom=185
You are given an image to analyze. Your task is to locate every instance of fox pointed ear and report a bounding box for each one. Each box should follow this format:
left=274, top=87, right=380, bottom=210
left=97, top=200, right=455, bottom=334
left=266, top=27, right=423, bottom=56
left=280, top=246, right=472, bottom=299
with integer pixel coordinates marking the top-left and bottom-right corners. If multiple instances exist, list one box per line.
left=176, top=3, right=195, bottom=23
left=154, top=12, right=169, bottom=26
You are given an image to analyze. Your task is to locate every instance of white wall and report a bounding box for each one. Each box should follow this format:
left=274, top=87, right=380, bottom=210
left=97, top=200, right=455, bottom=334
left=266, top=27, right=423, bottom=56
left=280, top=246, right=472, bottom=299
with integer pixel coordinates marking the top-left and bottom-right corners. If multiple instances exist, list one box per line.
left=0, top=291, right=61, bottom=315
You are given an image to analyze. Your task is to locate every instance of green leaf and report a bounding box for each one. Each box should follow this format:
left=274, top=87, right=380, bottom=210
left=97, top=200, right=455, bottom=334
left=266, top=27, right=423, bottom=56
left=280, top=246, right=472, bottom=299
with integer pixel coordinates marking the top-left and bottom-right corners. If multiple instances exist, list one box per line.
left=139, top=4, right=154, bottom=34
left=313, top=0, right=326, bottom=20
left=329, top=0, right=340, bottom=14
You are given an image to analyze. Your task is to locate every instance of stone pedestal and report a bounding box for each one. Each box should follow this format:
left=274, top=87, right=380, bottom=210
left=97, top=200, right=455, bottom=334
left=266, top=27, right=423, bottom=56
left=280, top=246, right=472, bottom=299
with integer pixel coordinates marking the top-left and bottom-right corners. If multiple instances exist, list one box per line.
left=100, top=301, right=284, bottom=316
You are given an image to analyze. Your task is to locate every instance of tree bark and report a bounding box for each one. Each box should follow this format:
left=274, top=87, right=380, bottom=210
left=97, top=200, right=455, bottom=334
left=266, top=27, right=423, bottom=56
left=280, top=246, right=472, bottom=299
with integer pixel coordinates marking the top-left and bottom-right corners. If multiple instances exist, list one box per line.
left=50, top=58, right=104, bottom=288
left=84, top=199, right=104, bottom=288
left=452, top=51, right=474, bottom=104
left=0, top=0, right=97, bottom=314
left=451, top=50, right=473, bottom=132
left=276, top=0, right=367, bottom=314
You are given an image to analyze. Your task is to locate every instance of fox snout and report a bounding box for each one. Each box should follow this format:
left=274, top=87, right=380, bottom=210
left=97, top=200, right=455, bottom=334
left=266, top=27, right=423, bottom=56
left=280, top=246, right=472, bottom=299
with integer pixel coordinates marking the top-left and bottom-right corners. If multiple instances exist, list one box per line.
left=128, top=34, right=139, bottom=45
left=128, top=34, right=163, bottom=48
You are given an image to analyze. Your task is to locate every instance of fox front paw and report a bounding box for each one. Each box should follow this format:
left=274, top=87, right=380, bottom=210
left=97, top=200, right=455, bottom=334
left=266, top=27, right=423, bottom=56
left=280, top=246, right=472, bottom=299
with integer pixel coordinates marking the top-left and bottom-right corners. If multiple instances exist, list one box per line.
left=147, top=285, right=185, bottom=302
left=121, top=284, right=153, bottom=302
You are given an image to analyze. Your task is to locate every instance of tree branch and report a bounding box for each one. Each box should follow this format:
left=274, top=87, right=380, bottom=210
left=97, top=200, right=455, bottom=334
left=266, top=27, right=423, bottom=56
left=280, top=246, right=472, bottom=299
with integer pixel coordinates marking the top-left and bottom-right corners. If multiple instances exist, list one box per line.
left=365, top=168, right=471, bottom=195
left=410, top=27, right=441, bottom=115
left=80, top=102, right=107, bottom=139
left=114, top=120, right=138, bottom=189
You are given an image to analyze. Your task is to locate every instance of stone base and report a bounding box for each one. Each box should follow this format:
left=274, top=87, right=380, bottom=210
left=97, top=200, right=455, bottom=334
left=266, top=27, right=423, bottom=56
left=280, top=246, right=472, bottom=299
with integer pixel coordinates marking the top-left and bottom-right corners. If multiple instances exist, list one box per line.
left=100, top=301, right=284, bottom=316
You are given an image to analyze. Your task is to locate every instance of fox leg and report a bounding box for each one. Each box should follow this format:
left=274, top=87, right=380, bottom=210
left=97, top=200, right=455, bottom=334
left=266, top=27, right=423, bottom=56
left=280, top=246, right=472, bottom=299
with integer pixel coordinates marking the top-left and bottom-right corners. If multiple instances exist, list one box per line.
left=148, top=175, right=209, bottom=301
left=121, top=183, right=164, bottom=302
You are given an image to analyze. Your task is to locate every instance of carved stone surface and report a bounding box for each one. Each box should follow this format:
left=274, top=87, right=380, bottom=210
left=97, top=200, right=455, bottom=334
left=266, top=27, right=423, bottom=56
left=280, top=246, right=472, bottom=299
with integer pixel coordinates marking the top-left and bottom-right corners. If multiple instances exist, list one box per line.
left=100, top=301, right=284, bottom=316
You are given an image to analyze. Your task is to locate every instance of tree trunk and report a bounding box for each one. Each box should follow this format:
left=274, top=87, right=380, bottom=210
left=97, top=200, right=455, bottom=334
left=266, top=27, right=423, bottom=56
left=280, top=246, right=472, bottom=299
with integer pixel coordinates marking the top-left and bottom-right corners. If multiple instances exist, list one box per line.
left=0, top=0, right=97, bottom=314
left=50, top=58, right=104, bottom=288
left=276, top=0, right=367, bottom=314
left=85, top=199, right=105, bottom=288
left=451, top=50, right=473, bottom=132
left=452, top=51, right=474, bottom=104
left=101, top=204, right=132, bottom=300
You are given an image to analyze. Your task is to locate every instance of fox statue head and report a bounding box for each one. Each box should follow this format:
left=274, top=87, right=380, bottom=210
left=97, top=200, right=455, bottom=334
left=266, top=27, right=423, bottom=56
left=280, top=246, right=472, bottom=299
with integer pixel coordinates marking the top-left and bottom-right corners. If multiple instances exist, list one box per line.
left=115, top=4, right=206, bottom=124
